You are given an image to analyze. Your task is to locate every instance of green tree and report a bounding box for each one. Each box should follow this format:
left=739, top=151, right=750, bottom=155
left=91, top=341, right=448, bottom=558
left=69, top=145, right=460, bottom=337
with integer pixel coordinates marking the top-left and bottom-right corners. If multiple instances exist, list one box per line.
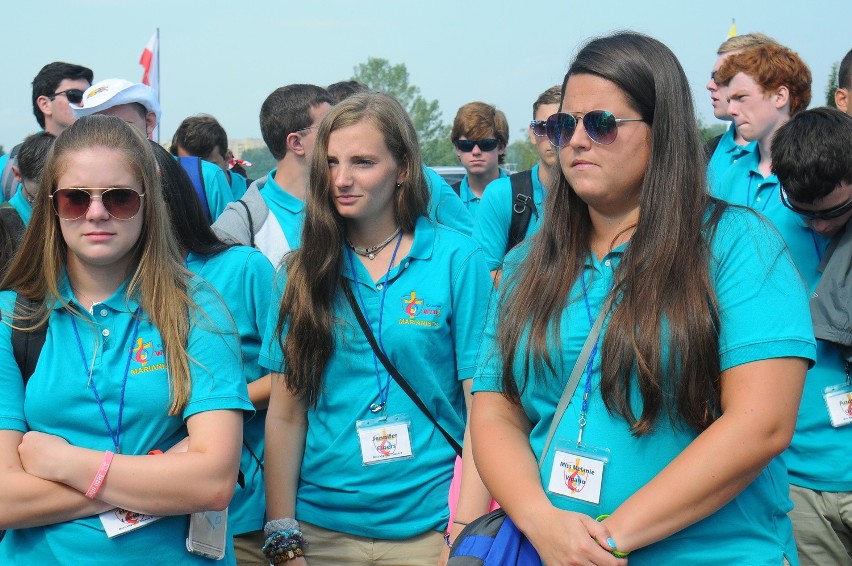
left=505, top=135, right=538, bottom=172
left=826, top=62, right=839, bottom=108
left=353, top=58, right=453, bottom=166
left=240, top=146, right=277, bottom=181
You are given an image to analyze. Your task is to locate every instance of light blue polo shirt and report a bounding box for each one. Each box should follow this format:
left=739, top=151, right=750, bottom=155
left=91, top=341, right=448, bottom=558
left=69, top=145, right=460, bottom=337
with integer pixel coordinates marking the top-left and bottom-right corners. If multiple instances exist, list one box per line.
left=7, top=185, right=32, bottom=226
left=0, top=153, right=11, bottom=204
left=0, top=275, right=253, bottom=564
left=424, top=166, right=473, bottom=236
left=228, top=170, right=248, bottom=201
left=259, top=169, right=304, bottom=251
left=187, top=246, right=274, bottom=536
left=474, top=164, right=545, bottom=270
left=200, top=159, right=237, bottom=221
left=457, top=170, right=507, bottom=221
left=714, top=149, right=851, bottom=493
left=706, top=124, right=756, bottom=193
left=474, top=206, right=816, bottom=565
left=260, top=217, right=492, bottom=539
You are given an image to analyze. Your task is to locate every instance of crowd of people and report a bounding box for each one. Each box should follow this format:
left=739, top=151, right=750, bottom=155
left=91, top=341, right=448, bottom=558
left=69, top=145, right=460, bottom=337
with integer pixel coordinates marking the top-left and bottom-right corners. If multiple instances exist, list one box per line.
left=0, top=29, right=849, bottom=566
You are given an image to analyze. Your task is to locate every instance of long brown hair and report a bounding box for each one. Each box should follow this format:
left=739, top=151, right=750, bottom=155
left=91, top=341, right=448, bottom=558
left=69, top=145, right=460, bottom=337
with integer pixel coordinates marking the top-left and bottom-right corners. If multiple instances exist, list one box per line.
left=275, top=92, right=428, bottom=405
left=498, top=32, right=725, bottom=434
left=3, top=115, right=196, bottom=415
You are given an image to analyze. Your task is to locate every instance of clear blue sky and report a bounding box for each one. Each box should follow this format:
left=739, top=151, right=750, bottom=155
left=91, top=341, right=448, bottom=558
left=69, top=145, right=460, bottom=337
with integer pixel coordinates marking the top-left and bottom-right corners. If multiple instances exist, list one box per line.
left=1, top=0, right=848, bottom=159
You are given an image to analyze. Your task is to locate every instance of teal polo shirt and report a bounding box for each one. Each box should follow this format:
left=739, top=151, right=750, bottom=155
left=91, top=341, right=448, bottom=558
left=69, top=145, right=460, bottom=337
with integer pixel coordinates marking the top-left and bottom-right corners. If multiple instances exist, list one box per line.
left=259, top=168, right=304, bottom=251
left=199, top=159, right=237, bottom=221
left=228, top=170, right=248, bottom=201
left=474, top=206, right=815, bottom=565
left=7, top=185, right=32, bottom=226
left=187, top=246, right=274, bottom=536
left=423, top=166, right=473, bottom=236
left=714, top=149, right=851, bottom=493
left=0, top=275, right=253, bottom=564
left=260, top=216, right=492, bottom=539
left=706, top=124, right=756, bottom=193
left=474, top=164, right=545, bottom=270
left=458, top=170, right=507, bottom=221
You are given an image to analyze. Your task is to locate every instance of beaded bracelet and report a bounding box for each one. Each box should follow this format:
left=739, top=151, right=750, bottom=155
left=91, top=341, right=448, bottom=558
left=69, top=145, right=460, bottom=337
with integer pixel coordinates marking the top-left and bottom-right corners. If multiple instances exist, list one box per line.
left=262, top=528, right=306, bottom=564
left=595, top=514, right=629, bottom=559
left=264, top=517, right=299, bottom=537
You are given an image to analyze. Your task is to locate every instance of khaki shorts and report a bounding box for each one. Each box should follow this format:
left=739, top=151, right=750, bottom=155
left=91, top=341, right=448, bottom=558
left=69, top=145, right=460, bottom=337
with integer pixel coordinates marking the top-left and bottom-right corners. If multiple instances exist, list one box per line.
left=789, top=484, right=852, bottom=566
left=300, top=520, right=444, bottom=566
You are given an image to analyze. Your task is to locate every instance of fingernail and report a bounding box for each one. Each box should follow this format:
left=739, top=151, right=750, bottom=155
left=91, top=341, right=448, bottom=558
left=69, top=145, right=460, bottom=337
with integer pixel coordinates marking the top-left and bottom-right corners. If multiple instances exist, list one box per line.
left=607, top=537, right=617, bottom=549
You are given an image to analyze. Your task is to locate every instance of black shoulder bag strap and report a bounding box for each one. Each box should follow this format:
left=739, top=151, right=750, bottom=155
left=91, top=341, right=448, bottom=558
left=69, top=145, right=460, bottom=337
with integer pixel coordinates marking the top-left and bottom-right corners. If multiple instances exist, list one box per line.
left=507, top=171, right=536, bottom=253
left=11, top=295, right=47, bottom=387
left=236, top=199, right=255, bottom=248
left=343, top=284, right=463, bottom=457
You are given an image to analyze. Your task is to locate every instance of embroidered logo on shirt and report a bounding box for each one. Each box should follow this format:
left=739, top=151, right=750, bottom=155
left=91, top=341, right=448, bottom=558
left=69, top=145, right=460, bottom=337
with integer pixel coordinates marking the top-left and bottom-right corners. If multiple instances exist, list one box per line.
left=399, top=291, right=442, bottom=328
left=130, top=336, right=166, bottom=375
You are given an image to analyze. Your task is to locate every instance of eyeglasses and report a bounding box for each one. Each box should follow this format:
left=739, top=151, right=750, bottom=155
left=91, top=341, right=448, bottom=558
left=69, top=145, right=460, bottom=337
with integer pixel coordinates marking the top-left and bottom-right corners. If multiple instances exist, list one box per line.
left=50, top=188, right=144, bottom=220
left=710, top=71, right=717, bottom=83
left=780, top=188, right=852, bottom=220
left=454, top=139, right=500, bottom=152
left=47, top=88, right=85, bottom=105
left=545, top=111, right=644, bottom=147
left=296, top=125, right=318, bottom=135
left=530, top=120, right=547, bottom=137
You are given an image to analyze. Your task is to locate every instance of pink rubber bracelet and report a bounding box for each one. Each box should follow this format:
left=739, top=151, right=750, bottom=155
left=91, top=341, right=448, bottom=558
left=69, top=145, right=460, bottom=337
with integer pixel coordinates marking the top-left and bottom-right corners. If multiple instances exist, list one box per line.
left=85, top=450, right=114, bottom=499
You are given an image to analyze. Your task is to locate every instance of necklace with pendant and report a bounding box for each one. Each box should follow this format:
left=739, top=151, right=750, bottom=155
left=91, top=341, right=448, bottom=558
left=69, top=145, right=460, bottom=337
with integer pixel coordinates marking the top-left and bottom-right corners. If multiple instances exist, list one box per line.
left=347, top=227, right=401, bottom=260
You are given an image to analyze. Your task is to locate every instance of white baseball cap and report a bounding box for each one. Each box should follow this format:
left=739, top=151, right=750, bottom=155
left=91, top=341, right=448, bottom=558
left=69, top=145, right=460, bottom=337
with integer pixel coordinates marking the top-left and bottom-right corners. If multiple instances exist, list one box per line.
left=72, top=78, right=161, bottom=121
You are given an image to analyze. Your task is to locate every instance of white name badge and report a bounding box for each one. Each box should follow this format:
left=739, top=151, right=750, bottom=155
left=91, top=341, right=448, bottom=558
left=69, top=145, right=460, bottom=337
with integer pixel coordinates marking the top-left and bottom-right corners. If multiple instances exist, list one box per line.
left=547, top=443, right=610, bottom=505
left=99, top=507, right=163, bottom=538
left=823, top=384, right=852, bottom=428
left=356, top=414, right=414, bottom=465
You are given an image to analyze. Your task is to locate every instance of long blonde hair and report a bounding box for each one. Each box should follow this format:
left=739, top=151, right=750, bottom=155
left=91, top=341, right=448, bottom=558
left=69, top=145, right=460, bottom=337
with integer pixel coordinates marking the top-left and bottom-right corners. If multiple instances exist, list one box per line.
left=3, top=115, right=195, bottom=415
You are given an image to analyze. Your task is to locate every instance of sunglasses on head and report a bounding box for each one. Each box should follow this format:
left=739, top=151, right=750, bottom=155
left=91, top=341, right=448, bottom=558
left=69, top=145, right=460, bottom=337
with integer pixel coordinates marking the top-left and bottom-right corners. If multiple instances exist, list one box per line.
left=780, top=188, right=852, bottom=220
left=546, top=111, right=644, bottom=147
left=454, top=138, right=500, bottom=152
left=47, top=88, right=85, bottom=105
left=50, top=188, right=144, bottom=220
left=530, top=120, right=547, bottom=137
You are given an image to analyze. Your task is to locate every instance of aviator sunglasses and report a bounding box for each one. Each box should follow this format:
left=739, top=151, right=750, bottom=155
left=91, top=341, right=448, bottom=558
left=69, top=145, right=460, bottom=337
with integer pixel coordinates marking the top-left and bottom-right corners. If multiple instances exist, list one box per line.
left=530, top=120, right=548, bottom=137
left=546, top=111, right=644, bottom=147
left=780, top=188, right=852, bottom=221
left=50, top=188, right=145, bottom=220
left=454, top=138, right=500, bottom=152
left=47, top=88, right=85, bottom=105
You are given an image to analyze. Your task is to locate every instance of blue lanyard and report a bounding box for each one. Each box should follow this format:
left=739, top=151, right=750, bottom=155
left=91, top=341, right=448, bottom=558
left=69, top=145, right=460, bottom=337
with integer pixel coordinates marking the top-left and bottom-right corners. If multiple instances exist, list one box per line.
left=577, top=264, right=612, bottom=445
left=345, top=232, right=403, bottom=415
left=70, top=307, right=141, bottom=454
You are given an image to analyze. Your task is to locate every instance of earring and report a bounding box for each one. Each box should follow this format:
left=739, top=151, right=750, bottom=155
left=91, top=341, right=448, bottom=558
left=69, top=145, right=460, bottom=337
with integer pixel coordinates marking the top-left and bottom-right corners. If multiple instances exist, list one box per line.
left=396, top=183, right=402, bottom=188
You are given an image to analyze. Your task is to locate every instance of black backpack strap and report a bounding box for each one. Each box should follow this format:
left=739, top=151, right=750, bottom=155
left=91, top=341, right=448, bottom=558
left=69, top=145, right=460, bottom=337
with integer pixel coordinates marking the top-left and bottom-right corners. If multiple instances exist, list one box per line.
left=236, top=199, right=255, bottom=248
left=451, top=180, right=461, bottom=196
left=343, top=284, right=463, bottom=457
left=507, top=171, right=536, bottom=253
left=704, top=133, right=723, bottom=162
left=11, top=295, right=46, bottom=387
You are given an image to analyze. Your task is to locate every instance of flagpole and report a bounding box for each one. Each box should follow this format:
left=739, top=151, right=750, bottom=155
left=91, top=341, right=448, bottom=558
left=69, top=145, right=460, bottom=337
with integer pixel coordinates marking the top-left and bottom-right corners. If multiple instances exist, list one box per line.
left=155, top=27, right=160, bottom=143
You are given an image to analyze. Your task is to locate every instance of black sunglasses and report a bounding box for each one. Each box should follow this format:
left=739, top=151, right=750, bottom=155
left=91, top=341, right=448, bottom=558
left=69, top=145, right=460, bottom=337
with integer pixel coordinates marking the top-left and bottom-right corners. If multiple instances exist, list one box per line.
left=530, top=120, right=547, bottom=137
left=780, top=188, right=852, bottom=220
left=50, top=187, right=145, bottom=220
left=47, top=88, right=85, bottom=105
left=546, top=111, right=644, bottom=147
left=454, top=138, right=500, bottom=152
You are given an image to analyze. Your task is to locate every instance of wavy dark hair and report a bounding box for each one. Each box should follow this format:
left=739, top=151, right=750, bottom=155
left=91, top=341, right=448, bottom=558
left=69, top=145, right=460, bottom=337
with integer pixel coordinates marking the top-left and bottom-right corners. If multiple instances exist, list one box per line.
left=274, top=92, right=428, bottom=405
left=498, top=32, right=726, bottom=435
